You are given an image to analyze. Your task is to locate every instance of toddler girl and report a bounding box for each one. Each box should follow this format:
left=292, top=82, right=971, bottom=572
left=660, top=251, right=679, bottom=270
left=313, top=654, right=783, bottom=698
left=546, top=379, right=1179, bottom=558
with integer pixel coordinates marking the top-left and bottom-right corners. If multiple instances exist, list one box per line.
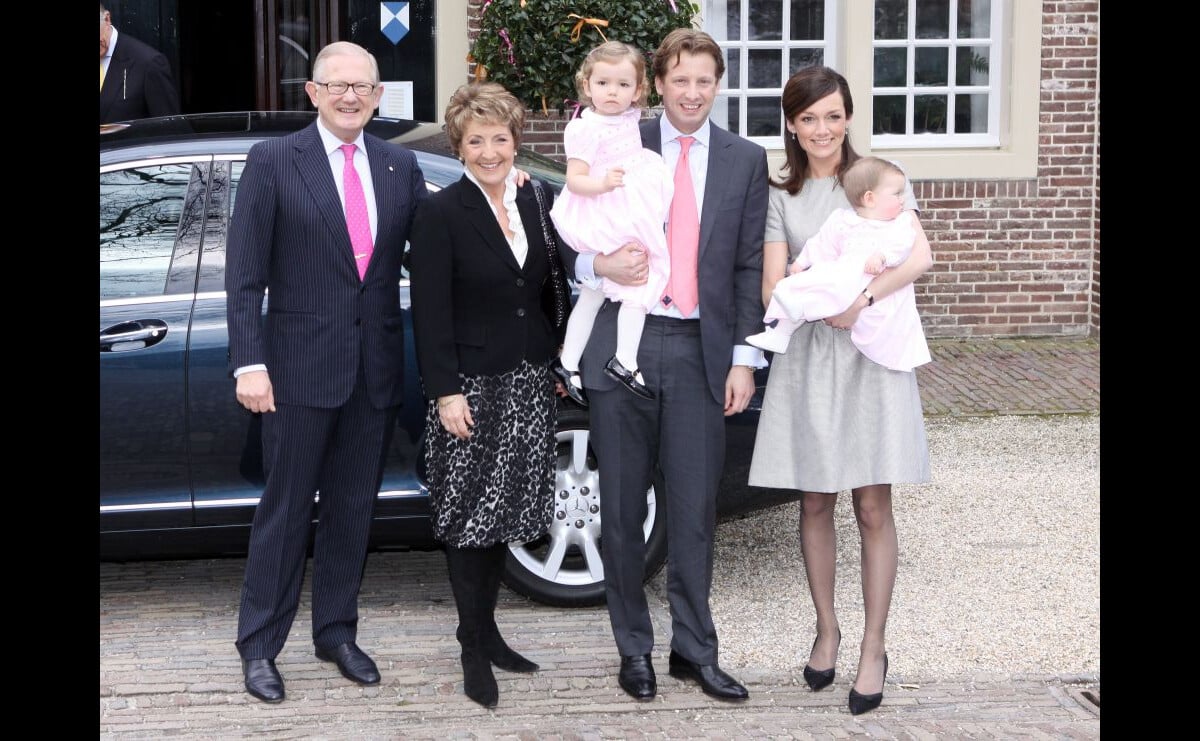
left=550, top=40, right=673, bottom=403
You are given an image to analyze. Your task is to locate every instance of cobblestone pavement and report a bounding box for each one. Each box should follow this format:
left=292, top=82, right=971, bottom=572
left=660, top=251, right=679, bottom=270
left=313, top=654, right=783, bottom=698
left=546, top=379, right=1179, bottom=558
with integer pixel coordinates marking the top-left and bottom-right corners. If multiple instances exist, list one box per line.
left=100, top=337, right=1101, bottom=739
left=917, top=337, right=1099, bottom=416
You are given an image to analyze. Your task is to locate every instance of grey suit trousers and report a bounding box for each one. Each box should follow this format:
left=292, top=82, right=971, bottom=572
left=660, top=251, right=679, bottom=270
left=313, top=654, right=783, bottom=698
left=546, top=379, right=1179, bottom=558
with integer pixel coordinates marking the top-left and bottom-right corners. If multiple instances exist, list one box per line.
left=585, top=313, right=725, bottom=664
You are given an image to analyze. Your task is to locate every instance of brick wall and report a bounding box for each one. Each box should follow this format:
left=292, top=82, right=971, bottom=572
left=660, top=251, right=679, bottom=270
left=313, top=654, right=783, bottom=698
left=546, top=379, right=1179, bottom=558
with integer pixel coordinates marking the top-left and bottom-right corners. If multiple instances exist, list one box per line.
left=465, top=1, right=1101, bottom=339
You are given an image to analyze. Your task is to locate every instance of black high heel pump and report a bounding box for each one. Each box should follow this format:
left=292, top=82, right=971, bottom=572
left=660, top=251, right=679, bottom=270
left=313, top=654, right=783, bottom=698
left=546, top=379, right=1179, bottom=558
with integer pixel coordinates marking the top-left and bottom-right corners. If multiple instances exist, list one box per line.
left=801, top=628, right=841, bottom=691
left=847, top=652, right=888, bottom=715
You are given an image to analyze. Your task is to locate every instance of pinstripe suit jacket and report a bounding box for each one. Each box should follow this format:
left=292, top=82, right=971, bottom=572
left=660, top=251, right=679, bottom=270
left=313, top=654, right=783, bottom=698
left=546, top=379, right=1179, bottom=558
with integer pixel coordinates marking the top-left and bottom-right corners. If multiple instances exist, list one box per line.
left=225, top=122, right=427, bottom=409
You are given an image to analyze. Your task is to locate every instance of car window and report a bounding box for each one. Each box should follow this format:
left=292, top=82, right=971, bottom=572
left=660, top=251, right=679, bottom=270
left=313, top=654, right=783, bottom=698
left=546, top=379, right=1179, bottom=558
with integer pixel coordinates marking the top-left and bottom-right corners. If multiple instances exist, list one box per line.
left=99, top=163, right=192, bottom=300
left=192, top=160, right=240, bottom=294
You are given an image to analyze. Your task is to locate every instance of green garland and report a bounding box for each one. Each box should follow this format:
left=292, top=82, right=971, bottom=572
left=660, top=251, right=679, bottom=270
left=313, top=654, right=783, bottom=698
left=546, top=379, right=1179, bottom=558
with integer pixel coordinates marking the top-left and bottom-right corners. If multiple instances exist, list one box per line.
left=470, top=0, right=699, bottom=114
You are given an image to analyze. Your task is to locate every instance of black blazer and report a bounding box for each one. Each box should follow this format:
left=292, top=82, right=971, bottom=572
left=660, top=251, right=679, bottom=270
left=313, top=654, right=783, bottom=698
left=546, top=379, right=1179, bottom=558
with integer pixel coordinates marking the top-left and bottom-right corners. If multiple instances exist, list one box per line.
left=225, top=122, right=427, bottom=409
left=99, top=32, right=180, bottom=124
left=409, top=176, right=562, bottom=401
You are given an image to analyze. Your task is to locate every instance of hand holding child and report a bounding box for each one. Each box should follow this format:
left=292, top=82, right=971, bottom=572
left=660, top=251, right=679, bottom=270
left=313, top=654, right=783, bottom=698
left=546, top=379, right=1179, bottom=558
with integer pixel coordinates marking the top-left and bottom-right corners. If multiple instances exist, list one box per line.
left=602, top=167, right=626, bottom=192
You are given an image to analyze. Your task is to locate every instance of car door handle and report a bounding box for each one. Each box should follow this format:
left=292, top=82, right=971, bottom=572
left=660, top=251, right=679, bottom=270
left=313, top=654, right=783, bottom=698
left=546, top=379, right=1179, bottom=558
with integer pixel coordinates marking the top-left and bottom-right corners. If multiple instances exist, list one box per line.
left=99, top=320, right=170, bottom=352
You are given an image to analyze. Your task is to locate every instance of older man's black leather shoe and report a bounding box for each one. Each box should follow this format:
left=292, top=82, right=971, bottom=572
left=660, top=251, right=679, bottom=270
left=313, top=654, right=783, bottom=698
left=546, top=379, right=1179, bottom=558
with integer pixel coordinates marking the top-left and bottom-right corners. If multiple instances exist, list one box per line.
left=243, top=658, right=285, bottom=703
left=617, top=654, right=657, bottom=700
left=315, top=642, right=381, bottom=685
left=668, top=650, right=749, bottom=701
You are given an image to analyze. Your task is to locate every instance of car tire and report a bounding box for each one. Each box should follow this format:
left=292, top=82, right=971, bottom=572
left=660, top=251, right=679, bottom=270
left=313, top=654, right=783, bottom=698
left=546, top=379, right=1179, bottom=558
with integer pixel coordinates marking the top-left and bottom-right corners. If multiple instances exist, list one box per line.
left=502, top=405, right=668, bottom=607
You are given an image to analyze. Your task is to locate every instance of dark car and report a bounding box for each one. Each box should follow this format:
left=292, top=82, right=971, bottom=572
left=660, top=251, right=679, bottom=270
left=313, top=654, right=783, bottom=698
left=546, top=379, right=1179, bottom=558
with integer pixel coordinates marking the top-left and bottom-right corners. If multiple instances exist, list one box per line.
left=100, top=112, right=782, bottom=607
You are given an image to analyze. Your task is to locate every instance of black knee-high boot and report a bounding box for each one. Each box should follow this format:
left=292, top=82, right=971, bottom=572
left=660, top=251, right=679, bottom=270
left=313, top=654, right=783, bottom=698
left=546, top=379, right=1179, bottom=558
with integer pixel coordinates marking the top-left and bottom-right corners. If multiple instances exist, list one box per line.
left=480, top=543, right=539, bottom=673
left=444, top=545, right=499, bottom=708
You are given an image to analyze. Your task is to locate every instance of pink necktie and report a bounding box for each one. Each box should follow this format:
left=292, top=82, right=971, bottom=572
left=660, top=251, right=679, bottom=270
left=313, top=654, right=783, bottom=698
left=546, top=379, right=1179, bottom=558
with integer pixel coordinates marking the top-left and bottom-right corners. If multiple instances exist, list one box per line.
left=340, top=143, right=373, bottom=280
left=664, top=135, right=700, bottom=316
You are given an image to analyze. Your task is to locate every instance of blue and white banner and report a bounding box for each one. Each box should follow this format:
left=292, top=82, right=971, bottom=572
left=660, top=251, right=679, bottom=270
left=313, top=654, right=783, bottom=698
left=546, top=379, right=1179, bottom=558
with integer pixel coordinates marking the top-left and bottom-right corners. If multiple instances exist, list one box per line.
left=380, top=2, right=409, bottom=45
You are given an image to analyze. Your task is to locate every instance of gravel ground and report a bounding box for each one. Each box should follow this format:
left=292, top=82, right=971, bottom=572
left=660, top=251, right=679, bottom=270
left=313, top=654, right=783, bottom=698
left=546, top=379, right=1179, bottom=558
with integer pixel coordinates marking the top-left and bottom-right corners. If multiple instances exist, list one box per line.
left=702, top=413, right=1100, bottom=683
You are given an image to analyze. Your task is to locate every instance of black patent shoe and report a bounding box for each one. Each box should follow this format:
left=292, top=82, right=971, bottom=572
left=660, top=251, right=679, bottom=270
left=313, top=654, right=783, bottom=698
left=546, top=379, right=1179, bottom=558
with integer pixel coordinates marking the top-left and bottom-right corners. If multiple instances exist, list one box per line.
left=550, top=358, right=588, bottom=407
left=603, top=356, right=655, bottom=400
left=802, top=628, right=841, bottom=691
left=848, top=653, right=888, bottom=715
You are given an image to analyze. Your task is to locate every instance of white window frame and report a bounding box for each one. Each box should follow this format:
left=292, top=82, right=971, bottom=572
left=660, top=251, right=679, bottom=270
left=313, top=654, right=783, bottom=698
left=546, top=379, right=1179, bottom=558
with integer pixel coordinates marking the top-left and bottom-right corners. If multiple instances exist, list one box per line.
left=870, top=0, right=1004, bottom=149
left=704, top=1, right=840, bottom=150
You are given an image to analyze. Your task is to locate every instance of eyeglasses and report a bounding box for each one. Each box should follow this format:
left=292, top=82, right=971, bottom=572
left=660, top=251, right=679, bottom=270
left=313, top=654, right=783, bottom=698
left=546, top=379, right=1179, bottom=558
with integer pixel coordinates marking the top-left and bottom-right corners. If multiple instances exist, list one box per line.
left=314, top=81, right=376, bottom=96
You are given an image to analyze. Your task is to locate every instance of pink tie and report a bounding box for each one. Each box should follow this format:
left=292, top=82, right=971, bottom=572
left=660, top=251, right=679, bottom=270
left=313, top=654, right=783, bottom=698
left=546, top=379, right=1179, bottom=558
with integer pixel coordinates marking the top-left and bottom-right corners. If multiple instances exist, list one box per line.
left=664, top=135, right=700, bottom=316
left=340, top=143, right=373, bottom=280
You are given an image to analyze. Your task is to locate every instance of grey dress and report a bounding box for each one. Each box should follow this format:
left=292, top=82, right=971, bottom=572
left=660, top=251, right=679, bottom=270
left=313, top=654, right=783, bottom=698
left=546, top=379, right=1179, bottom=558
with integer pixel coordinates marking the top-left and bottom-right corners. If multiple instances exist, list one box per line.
left=747, top=176, right=930, bottom=492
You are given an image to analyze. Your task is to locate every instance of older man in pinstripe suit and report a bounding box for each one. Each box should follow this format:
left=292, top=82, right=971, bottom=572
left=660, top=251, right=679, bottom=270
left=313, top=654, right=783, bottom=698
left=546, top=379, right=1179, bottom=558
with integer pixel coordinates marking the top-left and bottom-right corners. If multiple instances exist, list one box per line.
left=225, top=41, right=426, bottom=704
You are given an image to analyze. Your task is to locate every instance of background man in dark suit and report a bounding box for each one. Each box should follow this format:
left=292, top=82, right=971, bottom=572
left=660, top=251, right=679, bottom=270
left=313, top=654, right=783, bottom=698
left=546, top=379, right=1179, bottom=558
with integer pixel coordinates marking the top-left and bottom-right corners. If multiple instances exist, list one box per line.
left=224, top=41, right=426, bottom=704
left=99, top=3, right=180, bottom=123
left=562, top=28, right=769, bottom=703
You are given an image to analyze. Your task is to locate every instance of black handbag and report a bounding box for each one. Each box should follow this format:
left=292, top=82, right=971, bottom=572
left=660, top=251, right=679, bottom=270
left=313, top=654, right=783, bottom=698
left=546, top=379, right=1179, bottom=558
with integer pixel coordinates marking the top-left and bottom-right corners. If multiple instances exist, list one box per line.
left=531, top=179, right=573, bottom=336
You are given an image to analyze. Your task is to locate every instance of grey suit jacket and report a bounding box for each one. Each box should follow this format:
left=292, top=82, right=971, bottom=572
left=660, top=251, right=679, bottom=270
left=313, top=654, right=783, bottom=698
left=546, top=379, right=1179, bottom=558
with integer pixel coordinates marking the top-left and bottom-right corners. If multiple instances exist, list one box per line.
left=560, top=117, right=768, bottom=404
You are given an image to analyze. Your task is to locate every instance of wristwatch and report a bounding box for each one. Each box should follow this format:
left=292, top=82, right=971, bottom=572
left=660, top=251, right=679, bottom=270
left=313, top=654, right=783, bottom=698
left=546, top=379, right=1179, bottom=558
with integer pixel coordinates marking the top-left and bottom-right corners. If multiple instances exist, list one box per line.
left=861, top=289, right=875, bottom=307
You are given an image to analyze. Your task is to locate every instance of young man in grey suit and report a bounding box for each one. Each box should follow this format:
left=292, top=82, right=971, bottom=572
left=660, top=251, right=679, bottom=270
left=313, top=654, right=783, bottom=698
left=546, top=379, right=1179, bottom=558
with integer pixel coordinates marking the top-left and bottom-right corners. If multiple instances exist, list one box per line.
left=224, top=41, right=426, bottom=703
left=562, top=29, right=769, bottom=702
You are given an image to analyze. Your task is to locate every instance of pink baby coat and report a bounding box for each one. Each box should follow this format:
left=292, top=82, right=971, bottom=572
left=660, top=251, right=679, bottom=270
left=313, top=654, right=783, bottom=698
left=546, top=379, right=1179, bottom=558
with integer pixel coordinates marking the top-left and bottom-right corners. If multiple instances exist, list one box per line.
left=766, top=208, right=931, bottom=372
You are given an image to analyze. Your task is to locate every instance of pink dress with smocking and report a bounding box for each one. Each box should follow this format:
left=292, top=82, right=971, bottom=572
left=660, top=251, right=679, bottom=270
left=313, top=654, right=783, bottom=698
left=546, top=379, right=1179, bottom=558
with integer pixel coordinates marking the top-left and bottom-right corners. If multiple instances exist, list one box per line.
left=549, top=107, right=672, bottom=311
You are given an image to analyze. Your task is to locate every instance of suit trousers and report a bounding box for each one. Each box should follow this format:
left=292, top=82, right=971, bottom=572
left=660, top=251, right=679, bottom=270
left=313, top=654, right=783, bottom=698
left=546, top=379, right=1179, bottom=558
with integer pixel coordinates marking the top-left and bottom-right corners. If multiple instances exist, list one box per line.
left=588, top=314, right=725, bottom=664
left=235, top=363, right=397, bottom=659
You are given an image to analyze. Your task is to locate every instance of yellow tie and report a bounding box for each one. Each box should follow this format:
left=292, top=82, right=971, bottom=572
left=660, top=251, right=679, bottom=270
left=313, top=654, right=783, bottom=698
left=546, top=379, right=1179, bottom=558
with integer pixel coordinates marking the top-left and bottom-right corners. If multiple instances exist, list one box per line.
left=100, top=59, right=106, bottom=91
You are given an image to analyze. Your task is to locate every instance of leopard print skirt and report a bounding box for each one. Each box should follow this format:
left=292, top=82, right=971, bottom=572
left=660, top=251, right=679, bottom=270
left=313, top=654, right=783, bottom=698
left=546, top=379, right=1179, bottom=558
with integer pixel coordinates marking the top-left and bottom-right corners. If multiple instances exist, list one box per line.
left=424, top=359, right=557, bottom=548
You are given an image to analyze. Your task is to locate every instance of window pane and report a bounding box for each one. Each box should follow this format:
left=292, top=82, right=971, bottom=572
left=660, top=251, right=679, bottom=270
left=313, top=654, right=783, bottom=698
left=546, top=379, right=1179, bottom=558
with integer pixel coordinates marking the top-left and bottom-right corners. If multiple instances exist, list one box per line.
left=726, top=49, right=741, bottom=89
left=916, top=0, right=950, bottom=39
left=718, top=96, right=739, bottom=135
left=747, top=96, right=781, bottom=136
left=914, top=94, right=948, bottom=133
left=873, top=95, right=906, bottom=135
left=874, top=0, right=907, bottom=40
left=956, top=45, right=990, bottom=85
left=277, top=0, right=315, bottom=112
left=726, top=0, right=742, bottom=38
left=748, top=0, right=783, bottom=40
left=791, top=0, right=825, bottom=40
left=789, top=47, right=824, bottom=75
left=100, top=164, right=192, bottom=300
left=957, top=0, right=990, bottom=38
left=748, top=49, right=782, bottom=88
left=874, top=47, right=907, bottom=87
left=955, top=93, right=987, bottom=133
left=915, top=47, right=948, bottom=86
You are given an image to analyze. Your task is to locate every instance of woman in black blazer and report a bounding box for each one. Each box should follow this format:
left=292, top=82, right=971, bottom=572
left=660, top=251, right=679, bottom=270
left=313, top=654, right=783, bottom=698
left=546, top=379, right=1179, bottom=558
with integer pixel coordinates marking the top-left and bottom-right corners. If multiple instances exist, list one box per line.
left=409, top=82, right=570, bottom=709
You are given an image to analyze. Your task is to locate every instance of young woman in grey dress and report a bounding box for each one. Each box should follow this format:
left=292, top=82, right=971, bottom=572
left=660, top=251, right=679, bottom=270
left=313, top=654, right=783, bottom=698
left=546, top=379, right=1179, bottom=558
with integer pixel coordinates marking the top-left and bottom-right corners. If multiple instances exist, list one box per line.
left=747, top=66, right=932, bottom=716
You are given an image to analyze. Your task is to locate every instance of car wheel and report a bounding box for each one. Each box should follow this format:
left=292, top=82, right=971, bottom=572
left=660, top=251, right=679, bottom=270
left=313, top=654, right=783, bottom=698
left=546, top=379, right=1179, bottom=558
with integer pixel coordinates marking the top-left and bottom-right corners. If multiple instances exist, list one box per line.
left=502, top=406, right=668, bottom=607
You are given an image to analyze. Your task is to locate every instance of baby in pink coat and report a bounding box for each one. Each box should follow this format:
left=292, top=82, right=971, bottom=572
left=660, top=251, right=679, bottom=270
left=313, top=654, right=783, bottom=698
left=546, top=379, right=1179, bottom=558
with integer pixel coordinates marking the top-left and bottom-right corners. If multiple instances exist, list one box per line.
left=747, top=157, right=931, bottom=372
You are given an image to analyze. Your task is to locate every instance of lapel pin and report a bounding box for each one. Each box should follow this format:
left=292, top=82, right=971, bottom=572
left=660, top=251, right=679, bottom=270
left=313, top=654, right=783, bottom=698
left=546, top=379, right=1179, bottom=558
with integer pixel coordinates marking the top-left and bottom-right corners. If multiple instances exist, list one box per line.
left=388, top=165, right=394, bottom=172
